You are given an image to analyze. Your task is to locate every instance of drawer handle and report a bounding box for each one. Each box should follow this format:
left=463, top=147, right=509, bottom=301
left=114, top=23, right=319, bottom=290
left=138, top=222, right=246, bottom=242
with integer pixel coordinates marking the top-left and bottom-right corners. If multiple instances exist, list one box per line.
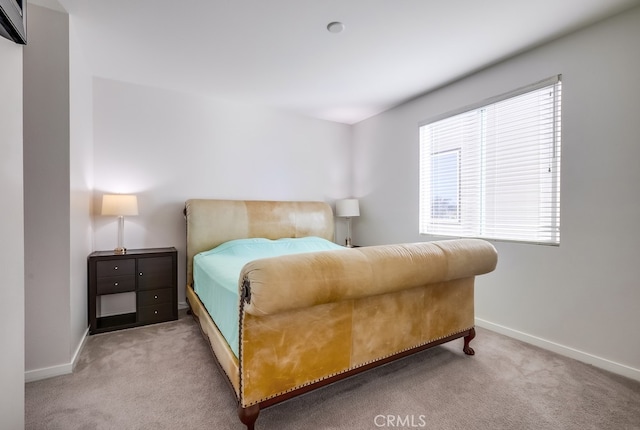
left=139, top=272, right=143, bottom=276
left=114, top=282, right=118, bottom=286
left=154, top=295, right=158, bottom=299
left=114, top=266, right=118, bottom=270
left=154, top=310, right=158, bottom=314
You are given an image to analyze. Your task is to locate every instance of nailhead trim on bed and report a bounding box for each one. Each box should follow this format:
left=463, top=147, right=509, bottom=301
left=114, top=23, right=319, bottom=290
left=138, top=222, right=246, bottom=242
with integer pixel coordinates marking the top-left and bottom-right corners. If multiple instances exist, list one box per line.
left=239, top=326, right=474, bottom=408
left=238, top=292, right=248, bottom=405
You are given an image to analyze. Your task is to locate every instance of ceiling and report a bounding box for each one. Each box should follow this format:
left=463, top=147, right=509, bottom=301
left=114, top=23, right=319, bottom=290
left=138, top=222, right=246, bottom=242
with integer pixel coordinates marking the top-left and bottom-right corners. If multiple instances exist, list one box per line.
left=31, top=0, right=640, bottom=124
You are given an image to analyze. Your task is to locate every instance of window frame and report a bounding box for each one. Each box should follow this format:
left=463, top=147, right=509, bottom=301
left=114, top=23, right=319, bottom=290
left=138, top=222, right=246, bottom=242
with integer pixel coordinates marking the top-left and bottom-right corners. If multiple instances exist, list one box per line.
left=419, top=75, right=562, bottom=246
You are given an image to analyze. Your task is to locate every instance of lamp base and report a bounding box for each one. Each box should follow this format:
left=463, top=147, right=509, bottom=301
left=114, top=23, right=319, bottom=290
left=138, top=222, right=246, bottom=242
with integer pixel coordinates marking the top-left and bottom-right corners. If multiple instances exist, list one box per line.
left=114, top=247, right=127, bottom=255
left=345, top=238, right=353, bottom=248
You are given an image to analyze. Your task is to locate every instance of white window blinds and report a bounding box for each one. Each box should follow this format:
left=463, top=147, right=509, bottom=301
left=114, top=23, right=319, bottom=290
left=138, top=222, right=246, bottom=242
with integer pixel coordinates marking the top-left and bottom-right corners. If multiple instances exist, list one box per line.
left=419, top=75, right=562, bottom=245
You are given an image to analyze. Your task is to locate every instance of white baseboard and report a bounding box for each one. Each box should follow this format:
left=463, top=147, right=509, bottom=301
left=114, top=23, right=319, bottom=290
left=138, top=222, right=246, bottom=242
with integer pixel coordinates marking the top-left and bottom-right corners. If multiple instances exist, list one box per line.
left=178, top=301, right=189, bottom=310
left=475, top=318, right=640, bottom=382
left=25, top=326, right=90, bottom=383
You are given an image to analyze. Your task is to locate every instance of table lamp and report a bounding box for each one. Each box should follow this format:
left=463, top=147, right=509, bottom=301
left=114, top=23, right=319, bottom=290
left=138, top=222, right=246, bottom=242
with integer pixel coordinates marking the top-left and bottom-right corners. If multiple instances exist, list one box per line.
left=336, top=198, right=360, bottom=247
left=102, top=194, right=138, bottom=254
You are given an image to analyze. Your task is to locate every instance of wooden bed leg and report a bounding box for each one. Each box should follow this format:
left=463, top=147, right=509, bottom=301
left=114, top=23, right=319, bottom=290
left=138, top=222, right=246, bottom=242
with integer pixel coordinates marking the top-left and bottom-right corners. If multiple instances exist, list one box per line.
left=238, top=404, right=260, bottom=430
left=463, top=327, right=476, bottom=356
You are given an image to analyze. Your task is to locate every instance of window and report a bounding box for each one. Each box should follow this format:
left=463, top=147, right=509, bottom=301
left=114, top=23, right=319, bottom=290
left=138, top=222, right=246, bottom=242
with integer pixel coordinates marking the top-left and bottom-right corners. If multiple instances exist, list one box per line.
left=419, top=75, right=562, bottom=245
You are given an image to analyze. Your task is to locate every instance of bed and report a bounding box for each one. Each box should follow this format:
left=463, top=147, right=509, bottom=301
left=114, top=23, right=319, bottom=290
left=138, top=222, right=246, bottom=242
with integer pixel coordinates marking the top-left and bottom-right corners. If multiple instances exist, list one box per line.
left=184, top=199, right=498, bottom=429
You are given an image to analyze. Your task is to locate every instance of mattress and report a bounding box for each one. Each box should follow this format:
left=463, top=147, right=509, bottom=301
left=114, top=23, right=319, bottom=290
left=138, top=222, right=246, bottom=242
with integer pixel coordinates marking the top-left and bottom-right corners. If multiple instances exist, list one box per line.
left=193, top=236, right=344, bottom=357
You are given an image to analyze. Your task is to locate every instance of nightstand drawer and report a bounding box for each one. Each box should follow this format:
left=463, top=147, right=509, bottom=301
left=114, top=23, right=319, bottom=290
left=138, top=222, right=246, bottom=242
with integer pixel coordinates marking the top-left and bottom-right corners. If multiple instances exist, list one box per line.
left=138, top=256, right=173, bottom=290
left=96, top=275, right=136, bottom=295
left=138, top=302, right=174, bottom=324
left=137, top=288, right=172, bottom=307
left=96, top=259, right=135, bottom=277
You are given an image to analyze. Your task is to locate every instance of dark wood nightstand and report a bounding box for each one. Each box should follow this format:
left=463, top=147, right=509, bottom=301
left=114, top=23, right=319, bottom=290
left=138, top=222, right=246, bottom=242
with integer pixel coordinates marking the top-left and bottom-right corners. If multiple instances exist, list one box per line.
left=88, top=247, right=178, bottom=334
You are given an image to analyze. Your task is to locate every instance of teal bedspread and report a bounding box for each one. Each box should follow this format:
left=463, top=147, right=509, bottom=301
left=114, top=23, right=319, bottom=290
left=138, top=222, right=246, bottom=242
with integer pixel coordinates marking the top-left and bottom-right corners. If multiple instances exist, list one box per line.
left=193, top=236, right=343, bottom=358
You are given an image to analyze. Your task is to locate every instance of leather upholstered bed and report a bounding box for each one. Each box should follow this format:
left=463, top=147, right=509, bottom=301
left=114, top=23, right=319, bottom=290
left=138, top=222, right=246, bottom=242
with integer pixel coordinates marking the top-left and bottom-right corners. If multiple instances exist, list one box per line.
left=184, top=199, right=498, bottom=429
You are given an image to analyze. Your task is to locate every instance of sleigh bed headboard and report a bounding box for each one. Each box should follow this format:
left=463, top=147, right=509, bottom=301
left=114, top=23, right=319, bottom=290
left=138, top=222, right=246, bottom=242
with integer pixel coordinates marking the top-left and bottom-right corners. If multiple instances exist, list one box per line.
left=184, top=199, right=335, bottom=287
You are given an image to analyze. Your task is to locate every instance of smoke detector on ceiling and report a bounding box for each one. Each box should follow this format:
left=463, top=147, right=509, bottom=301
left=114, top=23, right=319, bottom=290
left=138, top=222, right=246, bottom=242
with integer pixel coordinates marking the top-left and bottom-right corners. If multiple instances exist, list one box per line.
left=327, top=22, right=345, bottom=34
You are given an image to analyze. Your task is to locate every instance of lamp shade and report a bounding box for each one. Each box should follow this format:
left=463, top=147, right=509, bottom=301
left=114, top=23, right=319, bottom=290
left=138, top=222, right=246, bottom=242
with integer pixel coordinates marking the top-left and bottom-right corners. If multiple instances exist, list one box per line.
left=335, top=199, right=360, bottom=217
left=101, top=194, right=139, bottom=216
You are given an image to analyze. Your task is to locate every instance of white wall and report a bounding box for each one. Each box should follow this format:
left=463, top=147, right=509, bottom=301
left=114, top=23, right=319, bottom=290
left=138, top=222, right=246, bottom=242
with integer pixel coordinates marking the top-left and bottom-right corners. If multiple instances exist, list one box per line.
left=0, top=36, right=25, bottom=429
left=68, top=13, right=94, bottom=361
left=23, top=4, right=76, bottom=376
left=352, top=7, right=640, bottom=379
left=92, top=78, right=352, bottom=306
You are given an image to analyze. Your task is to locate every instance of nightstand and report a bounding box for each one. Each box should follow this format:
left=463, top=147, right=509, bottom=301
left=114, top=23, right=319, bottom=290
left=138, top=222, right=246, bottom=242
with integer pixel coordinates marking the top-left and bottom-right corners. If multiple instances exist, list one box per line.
left=88, top=247, right=178, bottom=334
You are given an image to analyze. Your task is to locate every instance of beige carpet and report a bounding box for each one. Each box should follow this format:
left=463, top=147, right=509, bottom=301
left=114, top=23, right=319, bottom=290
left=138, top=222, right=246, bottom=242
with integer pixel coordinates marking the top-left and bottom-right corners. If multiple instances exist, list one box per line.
left=26, top=310, right=640, bottom=430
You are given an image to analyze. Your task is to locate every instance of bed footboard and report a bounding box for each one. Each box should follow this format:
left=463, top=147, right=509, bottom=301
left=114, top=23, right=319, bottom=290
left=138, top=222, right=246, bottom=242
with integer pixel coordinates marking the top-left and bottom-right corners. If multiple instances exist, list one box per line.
left=238, top=275, right=483, bottom=409
left=237, top=325, right=477, bottom=429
